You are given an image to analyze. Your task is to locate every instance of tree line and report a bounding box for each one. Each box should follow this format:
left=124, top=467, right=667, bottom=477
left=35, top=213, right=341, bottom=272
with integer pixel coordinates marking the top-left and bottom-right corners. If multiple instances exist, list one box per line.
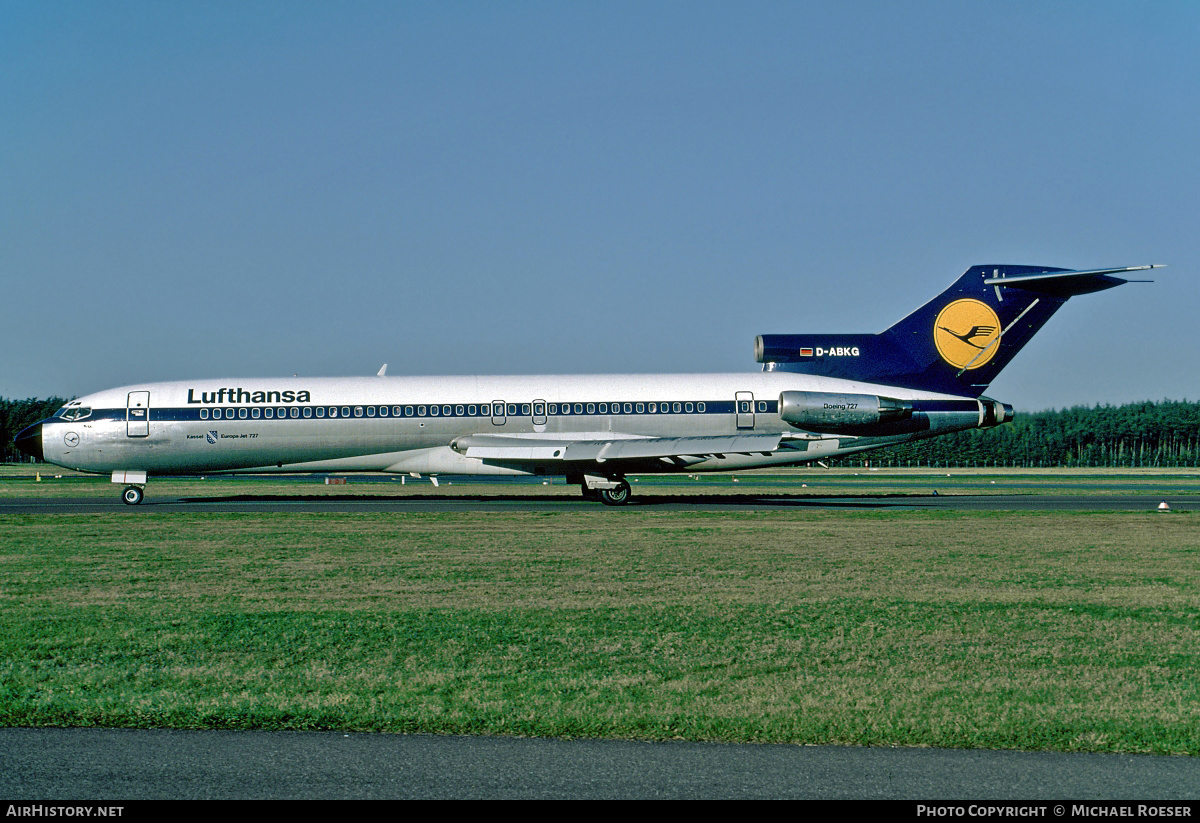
left=838, top=400, right=1200, bottom=468
left=1, top=397, right=69, bottom=463
left=3, top=396, right=1198, bottom=468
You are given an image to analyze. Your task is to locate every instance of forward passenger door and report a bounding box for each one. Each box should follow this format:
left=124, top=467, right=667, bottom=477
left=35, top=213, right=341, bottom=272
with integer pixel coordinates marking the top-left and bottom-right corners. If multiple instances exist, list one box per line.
left=127, top=391, right=150, bottom=437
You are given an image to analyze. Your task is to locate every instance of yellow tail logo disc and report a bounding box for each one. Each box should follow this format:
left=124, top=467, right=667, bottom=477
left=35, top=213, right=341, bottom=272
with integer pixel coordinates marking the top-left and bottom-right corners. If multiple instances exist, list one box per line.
left=934, top=299, right=1001, bottom=369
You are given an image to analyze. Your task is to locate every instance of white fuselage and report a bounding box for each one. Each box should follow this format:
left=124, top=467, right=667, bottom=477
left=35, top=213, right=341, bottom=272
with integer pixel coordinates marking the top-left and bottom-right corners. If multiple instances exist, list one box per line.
left=38, top=371, right=983, bottom=478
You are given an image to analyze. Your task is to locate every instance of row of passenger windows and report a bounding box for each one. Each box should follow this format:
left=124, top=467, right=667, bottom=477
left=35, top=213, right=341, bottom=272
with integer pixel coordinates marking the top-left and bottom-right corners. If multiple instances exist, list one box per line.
left=197, top=401, right=715, bottom=421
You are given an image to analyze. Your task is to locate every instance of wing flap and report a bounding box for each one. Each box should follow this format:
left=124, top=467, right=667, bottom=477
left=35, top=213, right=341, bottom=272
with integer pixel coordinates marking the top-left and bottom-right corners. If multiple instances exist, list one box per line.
left=453, top=433, right=788, bottom=464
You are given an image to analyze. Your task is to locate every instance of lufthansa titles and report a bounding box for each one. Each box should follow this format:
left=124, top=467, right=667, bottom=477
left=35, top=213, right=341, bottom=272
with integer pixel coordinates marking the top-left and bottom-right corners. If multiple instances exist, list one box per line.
left=187, top=388, right=312, bottom=405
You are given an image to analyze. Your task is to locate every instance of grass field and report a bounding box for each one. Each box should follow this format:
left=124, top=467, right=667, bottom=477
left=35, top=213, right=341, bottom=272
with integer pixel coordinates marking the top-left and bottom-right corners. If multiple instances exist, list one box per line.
left=2, top=469, right=1198, bottom=754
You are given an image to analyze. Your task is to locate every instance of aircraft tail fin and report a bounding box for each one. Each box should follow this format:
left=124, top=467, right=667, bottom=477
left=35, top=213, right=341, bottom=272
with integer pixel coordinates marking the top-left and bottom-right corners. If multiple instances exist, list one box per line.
left=756, top=265, right=1159, bottom=396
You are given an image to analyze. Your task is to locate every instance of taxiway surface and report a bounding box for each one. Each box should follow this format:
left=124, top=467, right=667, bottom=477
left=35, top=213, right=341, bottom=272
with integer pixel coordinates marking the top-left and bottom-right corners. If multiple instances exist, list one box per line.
left=1, top=492, right=1193, bottom=514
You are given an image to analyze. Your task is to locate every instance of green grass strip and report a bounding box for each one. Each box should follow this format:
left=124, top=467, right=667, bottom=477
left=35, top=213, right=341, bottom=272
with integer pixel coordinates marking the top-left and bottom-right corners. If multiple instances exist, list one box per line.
left=2, top=510, right=1197, bottom=753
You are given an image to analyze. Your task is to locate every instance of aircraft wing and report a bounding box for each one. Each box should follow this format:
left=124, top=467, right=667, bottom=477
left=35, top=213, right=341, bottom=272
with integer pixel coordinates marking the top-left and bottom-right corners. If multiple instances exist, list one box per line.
left=451, top=432, right=797, bottom=467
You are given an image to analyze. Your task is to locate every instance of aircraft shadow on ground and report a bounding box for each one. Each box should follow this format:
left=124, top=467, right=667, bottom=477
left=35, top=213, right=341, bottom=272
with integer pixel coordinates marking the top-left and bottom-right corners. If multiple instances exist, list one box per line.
left=175, top=492, right=941, bottom=508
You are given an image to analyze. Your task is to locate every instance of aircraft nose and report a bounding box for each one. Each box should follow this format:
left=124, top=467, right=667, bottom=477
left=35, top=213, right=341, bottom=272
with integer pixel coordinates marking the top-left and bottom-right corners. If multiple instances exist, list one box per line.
left=15, top=422, right=44, bottom=462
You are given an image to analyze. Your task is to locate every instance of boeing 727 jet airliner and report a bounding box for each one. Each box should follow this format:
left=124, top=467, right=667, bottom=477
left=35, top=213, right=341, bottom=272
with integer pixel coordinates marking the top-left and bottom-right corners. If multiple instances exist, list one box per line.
left=16, top=264, right=1157, bottom=504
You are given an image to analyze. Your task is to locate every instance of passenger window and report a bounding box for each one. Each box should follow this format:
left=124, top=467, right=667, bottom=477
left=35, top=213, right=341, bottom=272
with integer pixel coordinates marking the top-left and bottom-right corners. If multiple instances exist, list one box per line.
left=328, top=407, right=337, bottom=418
left=405, top=406, right=414, bottom=417
left=252, top=408, right=261, bottom=419
left=586, top=403, right=595, bottom=414
left=303, top=407, right=312, bottom=418
left=290, top=408, right=299, bottom=418
left=316, top=407, right=324, bottom=418
left=635, top=403, right=644, bottom=413
left=367, top=406, right=375, bottom=417
left=697, top=402, right=706, bottom=413
left=200, top=409, right=209, bottom=420
left=598, top=403, right=607, bottom=414
left=213, top=409, right=222, bottom=420
left=264, top=408, right=273, bottom=419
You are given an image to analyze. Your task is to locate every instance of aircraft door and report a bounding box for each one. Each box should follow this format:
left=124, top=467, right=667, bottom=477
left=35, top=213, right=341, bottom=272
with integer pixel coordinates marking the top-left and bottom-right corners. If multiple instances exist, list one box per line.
left=532, top=400, right=547, bottom=426
left=127, top=391, right=150, bottom=437
left=736, top=391, right=755, bottom=429
left=491, top=400, right=506, bottom=426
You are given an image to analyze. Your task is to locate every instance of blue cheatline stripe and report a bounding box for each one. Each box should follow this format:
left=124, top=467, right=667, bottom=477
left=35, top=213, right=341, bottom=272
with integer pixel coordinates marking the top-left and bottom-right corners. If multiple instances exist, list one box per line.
left=64, top=398, right=979, bottom=425
left=67, top=399, right=782, bottom=423
left=911, top=399, right=980, bottom=412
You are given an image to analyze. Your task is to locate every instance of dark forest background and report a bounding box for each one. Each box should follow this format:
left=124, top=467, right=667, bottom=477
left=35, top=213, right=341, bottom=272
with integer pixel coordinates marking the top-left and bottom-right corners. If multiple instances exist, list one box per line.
left=842, top=400, right=1200, bottom=468
left=2, top=397, right=67, bottom=463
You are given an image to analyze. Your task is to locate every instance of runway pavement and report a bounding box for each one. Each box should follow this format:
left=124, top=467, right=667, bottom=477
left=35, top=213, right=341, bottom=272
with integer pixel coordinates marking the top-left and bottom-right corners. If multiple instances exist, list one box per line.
left=1, top=491, right=1194, bottom=514
left=3, top=727, right=1199, bottom=800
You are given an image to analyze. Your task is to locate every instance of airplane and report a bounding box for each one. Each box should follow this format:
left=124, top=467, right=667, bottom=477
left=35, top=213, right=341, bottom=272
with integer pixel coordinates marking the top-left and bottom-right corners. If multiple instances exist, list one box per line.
left=15, top=263, right=1158, bottom=505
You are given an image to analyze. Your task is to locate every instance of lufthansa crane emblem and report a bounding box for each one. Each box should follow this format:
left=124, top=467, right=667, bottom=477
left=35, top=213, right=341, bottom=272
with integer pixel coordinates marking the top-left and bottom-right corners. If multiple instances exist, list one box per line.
left=933, top=299, right=1001, bottom=369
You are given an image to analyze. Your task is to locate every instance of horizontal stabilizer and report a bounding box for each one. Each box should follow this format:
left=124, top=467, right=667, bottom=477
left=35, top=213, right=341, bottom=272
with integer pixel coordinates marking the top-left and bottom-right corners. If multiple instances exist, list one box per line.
left=982, top=265, right=1162, bottom=296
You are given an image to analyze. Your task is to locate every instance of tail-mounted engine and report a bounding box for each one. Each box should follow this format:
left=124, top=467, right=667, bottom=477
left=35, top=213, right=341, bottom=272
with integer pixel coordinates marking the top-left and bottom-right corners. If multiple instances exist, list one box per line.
left=979, top=397, right=1014, bottom=428
left=778, top=391, right=913, bottom=433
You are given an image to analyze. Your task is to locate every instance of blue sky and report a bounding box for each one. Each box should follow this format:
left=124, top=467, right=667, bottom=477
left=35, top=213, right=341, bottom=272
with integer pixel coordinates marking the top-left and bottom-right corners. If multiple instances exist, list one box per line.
left=3, top=1, right=1196, bottom=410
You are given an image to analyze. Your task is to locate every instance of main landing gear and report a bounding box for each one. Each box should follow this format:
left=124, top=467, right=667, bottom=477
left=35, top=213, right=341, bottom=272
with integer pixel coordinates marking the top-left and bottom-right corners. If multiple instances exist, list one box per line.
left=578, top=475, right=632, bottom=506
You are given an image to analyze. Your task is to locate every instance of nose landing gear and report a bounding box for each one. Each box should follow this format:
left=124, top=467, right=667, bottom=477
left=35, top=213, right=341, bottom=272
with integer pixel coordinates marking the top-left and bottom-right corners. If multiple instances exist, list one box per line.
left=112, top=471, right=149, bottom=505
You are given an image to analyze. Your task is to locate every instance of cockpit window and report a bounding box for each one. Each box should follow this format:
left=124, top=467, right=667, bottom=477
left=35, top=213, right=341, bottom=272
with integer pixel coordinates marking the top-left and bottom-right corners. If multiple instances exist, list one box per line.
left=57, top=407, right=92, bottom=421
